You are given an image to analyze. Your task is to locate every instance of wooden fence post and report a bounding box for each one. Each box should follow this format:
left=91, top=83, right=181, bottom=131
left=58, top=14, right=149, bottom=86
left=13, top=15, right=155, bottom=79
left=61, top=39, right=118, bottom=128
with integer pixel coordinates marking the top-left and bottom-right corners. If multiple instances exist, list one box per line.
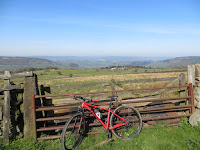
left=188, top=65, right=195, bottom=106
left=110, top=79, right=119, bottom=105
left=179, top=73, right=186, bottom=86
left=3, top=71, right=11, bottom=145
left=23, top=74, right=39, bottom=137
left=188, top=65, right=195, bottom=85
left=179, top=73, right=186, bottom=97
left=111, top=79, right=116, bottom=96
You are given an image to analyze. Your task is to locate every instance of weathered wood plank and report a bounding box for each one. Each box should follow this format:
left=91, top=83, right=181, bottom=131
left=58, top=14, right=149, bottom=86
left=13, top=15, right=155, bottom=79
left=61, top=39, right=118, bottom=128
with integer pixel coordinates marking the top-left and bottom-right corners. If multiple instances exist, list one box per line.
left=3, top=71, right=11, bottom=145
left=23, top=74, right=38, bottom=137
left=188, top=65, right=196, bottom=106
left=52, top=82, right=108, bottom=89
left=157, top=77, right=180, bottom=94
left=0, top=71, right=33, bottom=79
left=0, top=106, right=2, bottom=120
left=52, top=77, right=177, bottom=90
left=118, top=77, right=177, bottom=84
left=179, top=73, right=186, bottom=98
left=179, top=73, right=186, bottom=86
left=188, top=65, right=195, bottom=84
left=0, top=84, right=22, bottom=92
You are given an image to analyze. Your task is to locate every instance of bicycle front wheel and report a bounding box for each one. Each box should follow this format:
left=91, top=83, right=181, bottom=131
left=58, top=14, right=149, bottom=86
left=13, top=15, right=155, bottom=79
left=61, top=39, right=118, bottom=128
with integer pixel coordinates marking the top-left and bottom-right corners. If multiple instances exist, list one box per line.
left=61, top=113, right=85, bottom=150
left=110, top=105, right=142, bottom=140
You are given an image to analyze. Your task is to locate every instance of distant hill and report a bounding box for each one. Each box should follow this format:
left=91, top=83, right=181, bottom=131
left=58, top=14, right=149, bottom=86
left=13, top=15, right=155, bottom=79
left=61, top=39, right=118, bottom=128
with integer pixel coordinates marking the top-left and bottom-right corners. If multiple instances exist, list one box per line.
left=34, top=56, right=170, bottom=68
left=131, top=60, right=153, bottom=66
left=38, top=56, right=200, bottom=68
left=1, top=56, right=199, bottom=71
left=0, top=57, right=66, bottom=71
left=148, top=56, right=200, bottom=68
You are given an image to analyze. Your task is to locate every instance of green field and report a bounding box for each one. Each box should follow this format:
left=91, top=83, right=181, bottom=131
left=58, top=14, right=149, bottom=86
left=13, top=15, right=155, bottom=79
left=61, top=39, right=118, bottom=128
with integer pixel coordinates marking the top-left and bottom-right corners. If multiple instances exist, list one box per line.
left=0, top=68, right=193, bottom=150
left=0, top=67, right=185, bottom=95
left=1, top=118, right=200, bottom=150
left=35, top=68, right=185, bottom=94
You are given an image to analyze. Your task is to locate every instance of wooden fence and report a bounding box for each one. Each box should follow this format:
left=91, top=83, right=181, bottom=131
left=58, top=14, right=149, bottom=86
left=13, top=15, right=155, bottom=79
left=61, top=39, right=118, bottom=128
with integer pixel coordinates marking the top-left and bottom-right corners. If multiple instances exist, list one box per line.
left=0, top=67, right=199, bottom=144
left=50, top=76, right=180, bottom=90
left=32, top=83, right=194, bottom=141
left=0, top=71, right=37, bottom=145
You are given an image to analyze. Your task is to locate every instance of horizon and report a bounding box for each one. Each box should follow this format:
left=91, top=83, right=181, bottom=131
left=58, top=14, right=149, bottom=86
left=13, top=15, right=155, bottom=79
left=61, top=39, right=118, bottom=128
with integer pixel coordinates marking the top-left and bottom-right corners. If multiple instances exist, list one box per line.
left=0, top=0, right=200, bottom=57
left=1, top=55, right=200, bottom=59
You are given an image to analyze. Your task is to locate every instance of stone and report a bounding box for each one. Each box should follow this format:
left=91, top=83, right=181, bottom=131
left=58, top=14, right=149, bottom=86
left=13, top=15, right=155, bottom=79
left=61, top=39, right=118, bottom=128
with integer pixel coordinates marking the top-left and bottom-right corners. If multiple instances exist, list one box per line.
left=189, top=110, right=200, bottom=126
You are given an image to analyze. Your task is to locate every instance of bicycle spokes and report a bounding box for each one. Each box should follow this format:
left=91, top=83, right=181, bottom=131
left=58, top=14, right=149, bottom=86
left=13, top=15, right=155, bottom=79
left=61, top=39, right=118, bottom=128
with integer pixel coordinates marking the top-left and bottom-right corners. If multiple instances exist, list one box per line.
left=62, top=114, right=85, bottom=150
left=110, top=106, right=142, bottom=140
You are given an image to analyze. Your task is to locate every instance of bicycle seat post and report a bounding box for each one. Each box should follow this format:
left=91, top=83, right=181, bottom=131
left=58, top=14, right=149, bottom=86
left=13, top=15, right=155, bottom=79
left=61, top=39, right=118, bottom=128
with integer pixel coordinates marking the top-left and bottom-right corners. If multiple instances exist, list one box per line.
left=109, top=98, right=113, bottom=108
left=107, top=96, right=118, bottom=108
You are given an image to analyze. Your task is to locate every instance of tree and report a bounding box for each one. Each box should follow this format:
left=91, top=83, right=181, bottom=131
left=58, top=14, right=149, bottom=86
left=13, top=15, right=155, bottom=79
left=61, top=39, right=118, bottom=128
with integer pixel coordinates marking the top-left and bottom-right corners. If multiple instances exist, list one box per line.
left=68, top=63, right=79, bottom=69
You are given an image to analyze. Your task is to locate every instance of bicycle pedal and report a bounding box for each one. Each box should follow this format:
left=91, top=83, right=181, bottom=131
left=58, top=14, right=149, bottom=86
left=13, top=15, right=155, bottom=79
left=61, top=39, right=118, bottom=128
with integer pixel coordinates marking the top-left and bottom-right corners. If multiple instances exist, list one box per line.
left=108, top=138, right=114, bottom=142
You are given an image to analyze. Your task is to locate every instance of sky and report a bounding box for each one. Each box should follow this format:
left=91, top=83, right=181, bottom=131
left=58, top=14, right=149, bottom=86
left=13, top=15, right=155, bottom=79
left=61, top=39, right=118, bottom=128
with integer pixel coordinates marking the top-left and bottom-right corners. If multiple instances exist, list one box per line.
left=0, top=0, right=200, bottom=57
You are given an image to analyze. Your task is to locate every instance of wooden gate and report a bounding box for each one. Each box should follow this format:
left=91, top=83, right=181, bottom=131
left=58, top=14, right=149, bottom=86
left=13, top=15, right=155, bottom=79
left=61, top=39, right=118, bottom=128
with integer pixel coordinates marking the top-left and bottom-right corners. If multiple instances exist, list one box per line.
left=32, top=83, right=194, bottom=141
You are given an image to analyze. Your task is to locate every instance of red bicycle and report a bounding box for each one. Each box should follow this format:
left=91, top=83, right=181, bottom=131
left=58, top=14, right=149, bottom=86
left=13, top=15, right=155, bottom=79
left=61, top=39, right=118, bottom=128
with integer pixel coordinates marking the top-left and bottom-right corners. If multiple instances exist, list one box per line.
left=61, top=94, right=142, bottom=150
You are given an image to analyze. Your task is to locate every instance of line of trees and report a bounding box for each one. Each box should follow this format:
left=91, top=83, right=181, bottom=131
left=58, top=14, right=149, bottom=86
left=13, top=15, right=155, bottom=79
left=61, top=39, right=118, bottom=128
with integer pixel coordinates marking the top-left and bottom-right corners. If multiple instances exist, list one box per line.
left=100, top=65, right=152, bottom=69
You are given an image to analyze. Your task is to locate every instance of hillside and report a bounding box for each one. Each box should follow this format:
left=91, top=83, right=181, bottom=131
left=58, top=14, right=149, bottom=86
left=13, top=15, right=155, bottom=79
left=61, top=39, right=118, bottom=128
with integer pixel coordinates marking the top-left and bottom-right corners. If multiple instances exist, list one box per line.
left=38, top=56, right=200, bottom=68
left=0, top=56, right=200, bottom=71
left=0, top=57, right=66, bottom=71
left=34, top=56, right=169, bottom=68
left=148, top=56, right=200, bottom=68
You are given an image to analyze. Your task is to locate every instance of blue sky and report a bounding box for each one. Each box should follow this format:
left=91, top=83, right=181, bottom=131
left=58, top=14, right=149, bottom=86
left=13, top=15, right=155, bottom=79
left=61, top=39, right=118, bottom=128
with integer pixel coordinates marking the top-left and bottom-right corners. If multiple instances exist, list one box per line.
left=0, top=0, right=200, bottom=57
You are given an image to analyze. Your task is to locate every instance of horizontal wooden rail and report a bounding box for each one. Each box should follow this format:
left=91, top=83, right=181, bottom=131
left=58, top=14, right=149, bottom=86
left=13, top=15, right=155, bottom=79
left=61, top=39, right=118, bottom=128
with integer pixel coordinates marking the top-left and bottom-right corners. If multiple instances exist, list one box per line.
left=32, top=83, right=194, bottom=142
left=51, top=77, right=178, bottom=90
left=36, top=104, right=191, bottom=123
left=142, top=114, right=191, bottom=121
left=140, top=105, right=191, bottom=113
left=37, top=132, right=104, bottom=141
left=36, top=115, right=71, bottom=122
left=34, top=85, right=189, bottom=98
left=0, top=71, right=33, bottom=79
left=35, top=96, right=190, bottom=112
left=36, top=113, right=191, bottom=132
left=35, top=104, right=191, bottom=122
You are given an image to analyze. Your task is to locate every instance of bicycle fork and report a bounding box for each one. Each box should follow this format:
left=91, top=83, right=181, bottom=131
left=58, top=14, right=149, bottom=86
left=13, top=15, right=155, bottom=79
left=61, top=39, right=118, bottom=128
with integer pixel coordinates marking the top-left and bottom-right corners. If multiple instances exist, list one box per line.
left=77, top=117, right=84, bottom=134
left=106, top=109, right=114, bottom=142
left=72, top=115, right=84, bottom=135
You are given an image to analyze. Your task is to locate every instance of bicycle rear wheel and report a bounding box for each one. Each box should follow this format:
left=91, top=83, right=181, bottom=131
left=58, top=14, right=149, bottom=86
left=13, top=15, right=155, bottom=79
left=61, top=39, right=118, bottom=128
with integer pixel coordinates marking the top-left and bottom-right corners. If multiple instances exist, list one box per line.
left=110, top=105, right=142, bottom=140
left=61, top=113, right=85, bottom=150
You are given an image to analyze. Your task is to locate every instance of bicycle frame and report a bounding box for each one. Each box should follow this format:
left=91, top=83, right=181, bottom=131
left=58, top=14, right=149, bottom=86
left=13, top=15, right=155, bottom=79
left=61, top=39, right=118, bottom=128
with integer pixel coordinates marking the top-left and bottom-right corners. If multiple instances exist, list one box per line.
left=81, top=102, right=128, bottom=130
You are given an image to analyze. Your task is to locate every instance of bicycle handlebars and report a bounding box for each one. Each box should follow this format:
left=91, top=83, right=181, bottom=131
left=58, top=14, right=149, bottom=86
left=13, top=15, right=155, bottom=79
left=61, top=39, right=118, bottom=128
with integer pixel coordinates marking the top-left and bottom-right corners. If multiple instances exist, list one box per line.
left=70, top=94, right=118, bottom=103
left=70, top=94, right=99, bottom=102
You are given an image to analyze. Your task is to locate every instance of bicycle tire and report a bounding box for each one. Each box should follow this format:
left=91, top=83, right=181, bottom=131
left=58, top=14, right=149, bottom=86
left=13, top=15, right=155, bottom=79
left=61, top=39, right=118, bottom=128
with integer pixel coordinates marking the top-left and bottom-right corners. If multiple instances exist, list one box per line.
left=110, top=105, right=142, bottom=140
left=61, top=113, right=85, bottom=150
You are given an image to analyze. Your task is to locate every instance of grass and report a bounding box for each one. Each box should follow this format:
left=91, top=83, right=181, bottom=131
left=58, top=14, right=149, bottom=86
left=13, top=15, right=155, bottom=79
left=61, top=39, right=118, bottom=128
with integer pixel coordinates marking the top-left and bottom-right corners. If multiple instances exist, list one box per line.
left=34, top=69, right=184, bottom=94
left=36, top=70, right=184, bottom=84
left=0, top=68, right=185, bottom=90
left=1, top=118, right=200, bottom=150
left=0, top=68, right=191, bottom=149
left=0, top=69, right=183, bottom=98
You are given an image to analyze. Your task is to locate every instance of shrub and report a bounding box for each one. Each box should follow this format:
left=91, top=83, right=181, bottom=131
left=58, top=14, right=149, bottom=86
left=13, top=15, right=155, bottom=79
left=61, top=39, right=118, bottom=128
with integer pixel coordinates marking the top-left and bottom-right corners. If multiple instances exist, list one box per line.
left=69, top=73, right=73, bottom=77
left=134, top=68, right=138, bottom=72
left=179, top=117, right=192, bottom=130
left=57, top=71, right=62, bottom=75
